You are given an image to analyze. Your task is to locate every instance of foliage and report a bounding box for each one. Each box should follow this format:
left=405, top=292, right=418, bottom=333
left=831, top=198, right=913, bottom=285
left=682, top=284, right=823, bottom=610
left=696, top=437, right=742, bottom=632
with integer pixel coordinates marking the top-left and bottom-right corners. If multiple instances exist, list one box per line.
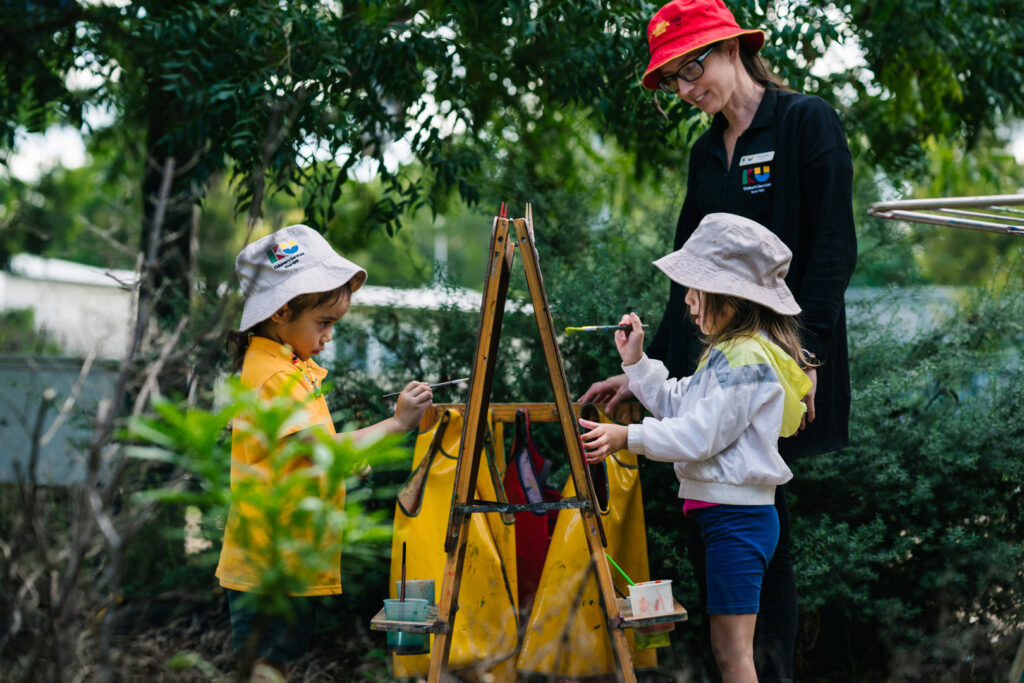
left=124, top=379, right=413, bottom=610
left=791, top=277, right=1024, bottom=680
left=841, top=0, right=1024, bottom=175
left=0, top=308, right=61, bottom=355
left=5, top=0, right=1023, bottom=262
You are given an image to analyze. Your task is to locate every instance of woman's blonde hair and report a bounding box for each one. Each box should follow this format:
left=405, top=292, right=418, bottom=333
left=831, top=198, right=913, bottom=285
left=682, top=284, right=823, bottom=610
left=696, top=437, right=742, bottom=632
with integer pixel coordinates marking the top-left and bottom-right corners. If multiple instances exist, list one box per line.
left=725, top=37, right=789, bottom=91
left=694, top=291, right=813, bottom=368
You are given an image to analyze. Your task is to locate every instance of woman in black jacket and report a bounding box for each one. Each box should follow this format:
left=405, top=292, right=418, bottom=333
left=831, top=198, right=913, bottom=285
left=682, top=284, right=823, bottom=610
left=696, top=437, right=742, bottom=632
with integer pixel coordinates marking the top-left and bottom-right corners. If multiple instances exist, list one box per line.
left=579, top=1, right=857, bottom=680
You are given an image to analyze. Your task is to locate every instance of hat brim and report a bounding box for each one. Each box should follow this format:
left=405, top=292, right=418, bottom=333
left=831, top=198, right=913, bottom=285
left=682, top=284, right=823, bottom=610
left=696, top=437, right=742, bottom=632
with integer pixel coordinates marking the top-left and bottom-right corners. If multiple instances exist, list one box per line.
left=239, top=263, right=367, bottom=331
left=653, top=249, right=800, bottom=316
left=642, top=28, right=765, bottom=90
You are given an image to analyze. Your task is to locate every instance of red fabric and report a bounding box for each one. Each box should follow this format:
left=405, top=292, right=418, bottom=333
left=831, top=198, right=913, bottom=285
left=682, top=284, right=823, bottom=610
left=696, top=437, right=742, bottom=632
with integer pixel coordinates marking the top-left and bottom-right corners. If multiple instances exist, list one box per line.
left=502, top=410, right=561, bottom=615
left=642, top=0, right=764, bottom=90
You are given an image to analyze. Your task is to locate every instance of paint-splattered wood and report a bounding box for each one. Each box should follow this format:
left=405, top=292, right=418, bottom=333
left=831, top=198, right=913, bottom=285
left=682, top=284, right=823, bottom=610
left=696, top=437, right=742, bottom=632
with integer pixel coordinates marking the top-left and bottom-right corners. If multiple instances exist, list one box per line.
left=420, top=401, right=644, bottom=429
left=370, top=604, right=443, bottom=633
left=615, top=598, right=688, bottom=629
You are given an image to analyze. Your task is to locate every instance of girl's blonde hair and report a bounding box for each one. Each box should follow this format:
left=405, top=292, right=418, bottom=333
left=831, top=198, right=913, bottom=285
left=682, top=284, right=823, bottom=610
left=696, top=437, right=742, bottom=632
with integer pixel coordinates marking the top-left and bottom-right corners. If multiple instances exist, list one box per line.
left=695, top=291, right=813, bottom=368
left=226, top=282, right=353, bottom=373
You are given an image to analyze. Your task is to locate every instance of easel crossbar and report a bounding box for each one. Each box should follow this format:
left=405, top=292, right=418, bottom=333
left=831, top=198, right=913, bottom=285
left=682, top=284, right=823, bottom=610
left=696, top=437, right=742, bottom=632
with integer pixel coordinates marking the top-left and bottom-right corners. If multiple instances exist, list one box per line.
left=455, top=496, right=593, bottom=515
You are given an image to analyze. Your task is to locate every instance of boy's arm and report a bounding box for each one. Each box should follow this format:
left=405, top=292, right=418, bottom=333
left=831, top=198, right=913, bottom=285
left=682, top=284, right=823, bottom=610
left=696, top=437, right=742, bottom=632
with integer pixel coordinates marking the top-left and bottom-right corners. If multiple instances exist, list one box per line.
left=337, top=381, right=433, bottom=444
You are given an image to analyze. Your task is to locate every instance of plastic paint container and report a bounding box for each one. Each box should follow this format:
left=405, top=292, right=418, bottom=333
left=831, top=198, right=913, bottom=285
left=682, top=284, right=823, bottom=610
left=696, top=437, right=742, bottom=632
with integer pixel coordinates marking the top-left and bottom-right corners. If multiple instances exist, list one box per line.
left=383, top=598, right=430, bottom=655
left=395, top=579, right=435, bottom=605
left=627, top=580, right=674, bottom=617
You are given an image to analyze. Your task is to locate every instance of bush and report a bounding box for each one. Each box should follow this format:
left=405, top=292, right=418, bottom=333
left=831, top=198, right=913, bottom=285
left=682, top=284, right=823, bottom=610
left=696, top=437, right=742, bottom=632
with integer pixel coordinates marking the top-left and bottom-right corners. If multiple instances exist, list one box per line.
left=0, top=308, right=61, bottom=355
left=793, top=281, right=1024, bottom=681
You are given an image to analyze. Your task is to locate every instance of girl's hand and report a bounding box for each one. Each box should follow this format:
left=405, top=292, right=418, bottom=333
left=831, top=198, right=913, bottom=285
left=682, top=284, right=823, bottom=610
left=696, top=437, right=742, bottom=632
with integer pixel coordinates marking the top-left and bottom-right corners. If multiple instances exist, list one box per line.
left=394, top=381, right=433, bottom=431
left=578, top=418, right=628, bottom=464
left=615, top=313, right=645, bottom=366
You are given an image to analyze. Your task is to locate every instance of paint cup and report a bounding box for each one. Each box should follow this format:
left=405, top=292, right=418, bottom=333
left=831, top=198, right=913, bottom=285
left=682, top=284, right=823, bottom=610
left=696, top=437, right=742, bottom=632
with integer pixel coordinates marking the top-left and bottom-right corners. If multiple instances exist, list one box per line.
left=627, top=579, right=674, bottom=617
left=383, top=598, right=430, bottom=655
left=395, top=579, right=435, bottom=605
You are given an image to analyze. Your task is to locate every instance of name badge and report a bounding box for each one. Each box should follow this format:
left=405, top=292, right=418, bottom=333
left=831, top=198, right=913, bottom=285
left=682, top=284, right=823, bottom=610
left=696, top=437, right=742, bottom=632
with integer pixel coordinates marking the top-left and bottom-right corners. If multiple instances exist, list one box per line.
left=739, top=151, right=775, bottom=166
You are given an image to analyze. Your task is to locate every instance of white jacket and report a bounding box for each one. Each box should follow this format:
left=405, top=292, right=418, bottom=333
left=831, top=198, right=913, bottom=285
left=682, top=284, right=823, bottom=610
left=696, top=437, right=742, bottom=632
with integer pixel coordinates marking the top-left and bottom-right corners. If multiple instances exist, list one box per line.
left=625, top=334, right=810, bottom=506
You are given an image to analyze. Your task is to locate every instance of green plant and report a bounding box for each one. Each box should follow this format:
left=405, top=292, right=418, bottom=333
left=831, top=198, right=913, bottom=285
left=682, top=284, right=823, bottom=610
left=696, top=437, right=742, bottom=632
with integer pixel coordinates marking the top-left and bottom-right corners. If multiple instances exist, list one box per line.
left=0, top=308, right=62, bottom=355
left=792, top=279, right=1024, bottom=681
left=125, top=378, right=414, bottom=617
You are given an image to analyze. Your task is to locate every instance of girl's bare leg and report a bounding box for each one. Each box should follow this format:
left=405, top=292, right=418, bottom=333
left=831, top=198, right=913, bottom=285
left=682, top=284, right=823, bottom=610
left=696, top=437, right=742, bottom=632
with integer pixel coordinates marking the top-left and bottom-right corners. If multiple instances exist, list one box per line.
left=710, top=613, right=758, bottom=683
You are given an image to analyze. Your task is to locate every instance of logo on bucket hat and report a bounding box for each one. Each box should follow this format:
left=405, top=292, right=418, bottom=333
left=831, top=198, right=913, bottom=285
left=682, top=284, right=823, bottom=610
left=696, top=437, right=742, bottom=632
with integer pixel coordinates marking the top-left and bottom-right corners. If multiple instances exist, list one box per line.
left=267, top=239, right=302, bottom=265
left=642, top=0, right=765, bottom=91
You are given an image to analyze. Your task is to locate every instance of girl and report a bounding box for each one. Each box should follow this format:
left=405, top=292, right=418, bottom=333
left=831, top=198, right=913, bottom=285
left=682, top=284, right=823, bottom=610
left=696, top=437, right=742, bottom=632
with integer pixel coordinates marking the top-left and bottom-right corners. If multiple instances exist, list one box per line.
left=580, top=2, right=857, bottom=678
left=579, top=212, right=812, bottom=683
left=216, top=224, right=432, bottom=682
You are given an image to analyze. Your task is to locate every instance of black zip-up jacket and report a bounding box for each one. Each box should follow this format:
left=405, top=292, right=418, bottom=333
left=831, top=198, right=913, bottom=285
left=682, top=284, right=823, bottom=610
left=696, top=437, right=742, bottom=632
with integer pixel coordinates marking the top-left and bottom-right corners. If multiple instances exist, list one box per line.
left=646, top=87, right=857, bottom=460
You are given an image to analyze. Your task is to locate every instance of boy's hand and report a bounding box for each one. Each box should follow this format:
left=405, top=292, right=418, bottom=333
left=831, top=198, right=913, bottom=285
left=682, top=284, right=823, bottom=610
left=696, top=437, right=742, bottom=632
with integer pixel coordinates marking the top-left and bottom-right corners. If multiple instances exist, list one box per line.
left=578, top=418, right=628, bottom=464
left=615, top=313, right=645, bottom=366
left=394, top=381, right=433, bottom=432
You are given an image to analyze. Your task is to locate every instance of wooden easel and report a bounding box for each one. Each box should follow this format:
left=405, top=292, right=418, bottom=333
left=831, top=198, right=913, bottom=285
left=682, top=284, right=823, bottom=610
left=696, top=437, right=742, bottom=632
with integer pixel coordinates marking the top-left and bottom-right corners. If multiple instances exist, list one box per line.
left=371, top=204, right=687, bottom=681
left=430, top=203, right=632, bottom=682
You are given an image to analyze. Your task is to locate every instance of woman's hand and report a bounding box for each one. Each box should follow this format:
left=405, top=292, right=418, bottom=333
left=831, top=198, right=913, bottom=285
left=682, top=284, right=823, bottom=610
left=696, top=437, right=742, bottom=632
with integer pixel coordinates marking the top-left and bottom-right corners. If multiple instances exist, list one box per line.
left=615, top=312, right=644, bottom=366
left=577, top=374, right=634, bottom=413
left=578, top=418, right=628, bottom=464
left=394, top=381, right=433, bottom=432
left=799, top=367, right=817, bottom=431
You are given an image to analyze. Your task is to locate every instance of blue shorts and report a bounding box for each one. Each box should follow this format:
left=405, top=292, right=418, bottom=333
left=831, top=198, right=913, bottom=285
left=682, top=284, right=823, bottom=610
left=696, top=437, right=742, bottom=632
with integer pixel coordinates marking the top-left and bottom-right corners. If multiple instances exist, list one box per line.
left=692, top=504, right=779, bottom=615
left=227, top=590, right=317, bottom=665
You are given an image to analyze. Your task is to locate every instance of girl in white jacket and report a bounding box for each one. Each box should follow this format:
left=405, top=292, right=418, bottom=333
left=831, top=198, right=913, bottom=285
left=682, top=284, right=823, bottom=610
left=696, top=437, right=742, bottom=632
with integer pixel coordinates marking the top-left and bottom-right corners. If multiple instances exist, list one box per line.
left=579, top=212, right=812, bottom=683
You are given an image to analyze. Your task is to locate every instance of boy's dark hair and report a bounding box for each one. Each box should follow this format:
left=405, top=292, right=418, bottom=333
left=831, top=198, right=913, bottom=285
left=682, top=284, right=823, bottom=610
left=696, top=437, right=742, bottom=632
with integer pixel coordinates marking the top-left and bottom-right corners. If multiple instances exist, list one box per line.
left=226, top=283, right=353, bottom=373
left=695, top=291, right=814, bottom=368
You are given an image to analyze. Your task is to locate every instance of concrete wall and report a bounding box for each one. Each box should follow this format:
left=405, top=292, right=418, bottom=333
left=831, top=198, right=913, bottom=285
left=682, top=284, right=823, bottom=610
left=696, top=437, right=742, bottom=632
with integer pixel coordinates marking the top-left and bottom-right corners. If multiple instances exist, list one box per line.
left=0, top=355, right=119, bottom=486
left=0, top=254, right=136, bottom=359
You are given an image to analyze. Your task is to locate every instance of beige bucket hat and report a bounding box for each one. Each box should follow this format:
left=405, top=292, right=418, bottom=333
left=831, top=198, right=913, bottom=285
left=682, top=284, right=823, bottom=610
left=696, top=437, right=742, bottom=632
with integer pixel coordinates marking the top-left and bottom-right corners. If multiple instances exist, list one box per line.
left=236, top=224, right=367, bottom=331
left=652, top=213, right=800, bottom=315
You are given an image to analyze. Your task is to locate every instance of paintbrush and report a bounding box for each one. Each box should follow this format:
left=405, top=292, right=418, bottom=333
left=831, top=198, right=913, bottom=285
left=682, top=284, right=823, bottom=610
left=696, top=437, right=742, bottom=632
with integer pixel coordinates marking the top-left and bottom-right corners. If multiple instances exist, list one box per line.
left=564, top=324, right=650, bottom=335
left=400, top=542, right=407, bottom=602
left=381, top=377, right=470, bottom=399
left=605, top=552, right=636, bottom=586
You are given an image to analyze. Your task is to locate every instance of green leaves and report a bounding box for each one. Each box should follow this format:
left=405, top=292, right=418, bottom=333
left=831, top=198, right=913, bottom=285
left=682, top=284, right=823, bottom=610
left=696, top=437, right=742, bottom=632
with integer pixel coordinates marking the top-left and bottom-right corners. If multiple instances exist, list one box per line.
left=124, top=377, right=413, bottom=606
left=794, top=276, right=1024, bottom=676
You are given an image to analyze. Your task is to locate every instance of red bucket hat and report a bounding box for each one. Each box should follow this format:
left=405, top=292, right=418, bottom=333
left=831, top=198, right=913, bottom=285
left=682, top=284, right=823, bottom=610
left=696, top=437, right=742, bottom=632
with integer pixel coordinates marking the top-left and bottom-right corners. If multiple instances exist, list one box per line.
left=642, top=0, right=765, bottom=90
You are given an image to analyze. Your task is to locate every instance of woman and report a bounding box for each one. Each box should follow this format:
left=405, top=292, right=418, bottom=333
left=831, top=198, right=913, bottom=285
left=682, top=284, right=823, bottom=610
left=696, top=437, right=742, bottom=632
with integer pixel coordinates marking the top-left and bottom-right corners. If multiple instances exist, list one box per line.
left=579, top=1, right=857, bottom=681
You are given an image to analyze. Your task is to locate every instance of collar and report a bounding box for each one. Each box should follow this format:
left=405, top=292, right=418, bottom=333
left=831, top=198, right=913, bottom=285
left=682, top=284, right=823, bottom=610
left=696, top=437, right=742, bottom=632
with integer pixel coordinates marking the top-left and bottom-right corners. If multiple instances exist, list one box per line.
left=748, top=85, right=779, bottom=130
left=248, top=335, right=328, bottom=381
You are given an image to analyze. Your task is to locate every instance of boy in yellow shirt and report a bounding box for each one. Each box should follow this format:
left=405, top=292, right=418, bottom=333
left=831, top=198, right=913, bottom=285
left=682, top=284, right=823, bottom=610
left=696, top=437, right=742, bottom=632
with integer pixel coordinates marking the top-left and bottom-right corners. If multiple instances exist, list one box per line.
left=217, top=224, right=432, bottom=681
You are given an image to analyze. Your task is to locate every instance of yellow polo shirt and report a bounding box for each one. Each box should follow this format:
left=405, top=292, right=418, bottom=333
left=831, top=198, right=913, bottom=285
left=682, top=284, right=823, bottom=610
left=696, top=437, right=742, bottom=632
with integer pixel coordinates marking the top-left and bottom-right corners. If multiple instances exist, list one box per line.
left=215, top=336, right=345, bottom=596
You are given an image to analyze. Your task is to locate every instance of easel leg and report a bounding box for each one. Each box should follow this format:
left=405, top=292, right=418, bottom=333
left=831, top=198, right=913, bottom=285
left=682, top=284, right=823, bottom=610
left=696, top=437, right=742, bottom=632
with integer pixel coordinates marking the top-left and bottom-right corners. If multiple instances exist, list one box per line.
left=428, top=215, right=516, bottom=682
left=513, top=214, right=637, bottom=683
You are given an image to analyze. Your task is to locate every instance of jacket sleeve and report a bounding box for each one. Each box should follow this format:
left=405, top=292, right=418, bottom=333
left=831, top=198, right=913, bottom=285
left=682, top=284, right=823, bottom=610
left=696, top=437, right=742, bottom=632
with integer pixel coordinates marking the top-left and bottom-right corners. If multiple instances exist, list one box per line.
left=622, top=354, right=692, bottom=419
left=791, top=100, right=858, bottom=362
left=625, top=357, right=784, bottom=463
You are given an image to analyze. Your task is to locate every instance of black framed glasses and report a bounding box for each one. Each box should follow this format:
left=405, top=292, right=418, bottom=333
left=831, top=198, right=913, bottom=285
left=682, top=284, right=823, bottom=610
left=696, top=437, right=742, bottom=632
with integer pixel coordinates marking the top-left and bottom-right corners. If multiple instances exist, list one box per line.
left=657, top=45, right=716, bottom=93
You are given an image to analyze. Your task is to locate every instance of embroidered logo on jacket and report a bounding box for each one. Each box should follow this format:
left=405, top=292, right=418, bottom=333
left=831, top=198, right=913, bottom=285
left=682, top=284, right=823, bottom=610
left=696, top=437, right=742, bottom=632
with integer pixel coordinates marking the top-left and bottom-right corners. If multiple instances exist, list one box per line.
left=741, top=165, right=772, bottom=195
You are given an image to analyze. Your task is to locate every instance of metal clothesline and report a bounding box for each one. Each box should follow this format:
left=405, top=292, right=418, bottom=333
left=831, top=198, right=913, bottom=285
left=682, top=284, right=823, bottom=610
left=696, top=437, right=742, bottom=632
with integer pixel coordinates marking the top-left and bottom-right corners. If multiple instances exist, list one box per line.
left=867, top=193, right=1024, bottom=236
